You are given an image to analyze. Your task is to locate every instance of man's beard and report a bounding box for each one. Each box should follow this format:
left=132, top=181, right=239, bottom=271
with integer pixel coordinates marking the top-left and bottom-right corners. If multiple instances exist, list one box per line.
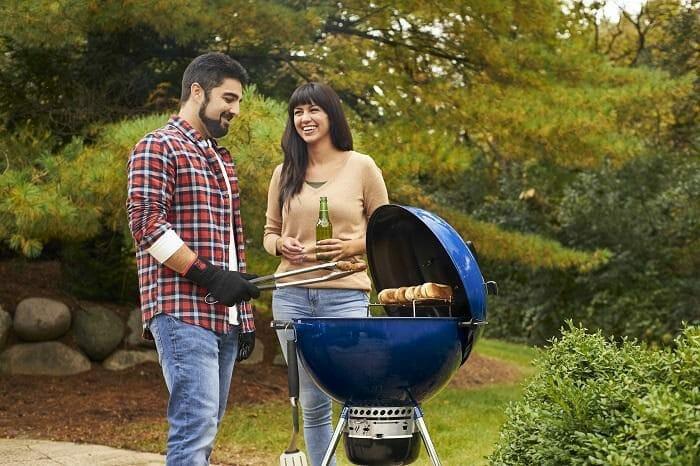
left=198, top=98, right=230, bottom=139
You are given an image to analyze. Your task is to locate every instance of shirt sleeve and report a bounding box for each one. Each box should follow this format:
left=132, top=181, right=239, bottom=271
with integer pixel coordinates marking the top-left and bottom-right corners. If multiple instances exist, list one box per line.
left=263, top=164, right=283, bottom=256
left=363, top=157, right=390, bottom=218
left=126, top=133, right=178, bottom=250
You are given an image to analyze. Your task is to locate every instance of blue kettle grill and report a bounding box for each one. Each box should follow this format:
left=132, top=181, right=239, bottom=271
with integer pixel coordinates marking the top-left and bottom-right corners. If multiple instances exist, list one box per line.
left=273, top=204, right=497, bottom=465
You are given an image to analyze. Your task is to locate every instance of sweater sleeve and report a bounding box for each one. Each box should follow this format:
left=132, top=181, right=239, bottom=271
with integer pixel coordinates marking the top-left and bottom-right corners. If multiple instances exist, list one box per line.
left=363, top=156, right=390, bottom=218
left=263, top=164, right=283, bottom=256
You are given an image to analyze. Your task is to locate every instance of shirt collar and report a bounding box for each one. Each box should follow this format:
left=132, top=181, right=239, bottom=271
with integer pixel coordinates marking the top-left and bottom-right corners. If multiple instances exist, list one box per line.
left=168, top=115, right=215, bottom=150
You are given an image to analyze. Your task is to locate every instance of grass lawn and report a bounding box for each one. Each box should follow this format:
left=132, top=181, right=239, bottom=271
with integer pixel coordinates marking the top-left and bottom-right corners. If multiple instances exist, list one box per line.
left=125, top=338, right=537, bottom=465
left=475, top=337, right=540, bottom=375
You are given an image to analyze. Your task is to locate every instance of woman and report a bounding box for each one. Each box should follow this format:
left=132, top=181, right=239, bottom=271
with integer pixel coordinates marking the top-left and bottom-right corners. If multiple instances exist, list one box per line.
left=263, top=82, right=389, bottom=465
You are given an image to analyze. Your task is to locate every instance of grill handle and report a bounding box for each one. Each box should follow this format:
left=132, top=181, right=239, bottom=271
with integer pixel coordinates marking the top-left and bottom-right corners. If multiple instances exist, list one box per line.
left=287, top=339, right=300, bottom=400
left=458, top=320, right=488, bottom=328
left=458, top=320, right=487, bottom=366
left=271, top=319, right=316, bottom=330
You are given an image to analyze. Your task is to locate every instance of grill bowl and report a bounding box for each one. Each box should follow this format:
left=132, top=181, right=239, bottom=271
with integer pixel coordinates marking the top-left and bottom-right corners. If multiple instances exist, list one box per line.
left=291, top=317, right=475, bottom=405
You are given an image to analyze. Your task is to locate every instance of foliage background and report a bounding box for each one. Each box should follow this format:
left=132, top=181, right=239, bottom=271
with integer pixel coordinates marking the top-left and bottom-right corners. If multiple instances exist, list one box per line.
left=0, top=0, right=697, bottom=344
left=490, top=324, right=700, bottom=465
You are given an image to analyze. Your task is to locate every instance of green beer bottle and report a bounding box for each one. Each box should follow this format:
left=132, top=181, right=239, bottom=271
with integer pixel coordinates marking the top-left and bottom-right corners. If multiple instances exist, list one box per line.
left=315, top=196, right=333, bottom=261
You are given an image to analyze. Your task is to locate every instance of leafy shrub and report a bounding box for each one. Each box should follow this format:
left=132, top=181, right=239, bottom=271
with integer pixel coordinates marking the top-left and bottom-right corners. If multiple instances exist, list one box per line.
left=60, top=228, right=138, bottom=303
left=490, top=324, right=700, bottom=465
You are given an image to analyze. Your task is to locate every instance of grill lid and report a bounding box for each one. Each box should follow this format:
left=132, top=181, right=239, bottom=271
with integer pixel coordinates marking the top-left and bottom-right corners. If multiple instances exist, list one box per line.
left=366, top=204, right=486, bottom=321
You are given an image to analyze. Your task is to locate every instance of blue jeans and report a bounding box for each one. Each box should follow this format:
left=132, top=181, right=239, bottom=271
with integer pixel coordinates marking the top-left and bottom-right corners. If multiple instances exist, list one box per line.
left=273, top=287, right=369, bottom=466
left=149, top=313, right=239, bottom=466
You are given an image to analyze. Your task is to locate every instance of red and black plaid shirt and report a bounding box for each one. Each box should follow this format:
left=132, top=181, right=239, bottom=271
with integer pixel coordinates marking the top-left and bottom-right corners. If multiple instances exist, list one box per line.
left=127, top=115, right=254, bottom=337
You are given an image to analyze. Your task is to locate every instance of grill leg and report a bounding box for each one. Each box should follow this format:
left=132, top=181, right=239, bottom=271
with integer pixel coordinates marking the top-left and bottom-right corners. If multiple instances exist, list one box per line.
left=321, top=405, right=349, bottom=466
left=414, top=406, right=442, bottom=466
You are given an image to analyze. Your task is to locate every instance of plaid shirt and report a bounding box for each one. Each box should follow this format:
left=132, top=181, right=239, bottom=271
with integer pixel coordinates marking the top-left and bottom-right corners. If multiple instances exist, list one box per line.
left=127, top=115, right=254, bottom=337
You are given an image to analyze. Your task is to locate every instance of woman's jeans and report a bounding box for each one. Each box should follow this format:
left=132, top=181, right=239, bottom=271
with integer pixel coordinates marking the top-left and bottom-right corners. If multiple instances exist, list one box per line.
left=149, top=313, right=239, bottom=466
left=273, top=287, right=369, bottom=466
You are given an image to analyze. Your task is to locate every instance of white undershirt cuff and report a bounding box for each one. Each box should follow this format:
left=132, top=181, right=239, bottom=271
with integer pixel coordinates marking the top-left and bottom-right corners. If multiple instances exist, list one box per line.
left=147, top=229, right=184, bottom=264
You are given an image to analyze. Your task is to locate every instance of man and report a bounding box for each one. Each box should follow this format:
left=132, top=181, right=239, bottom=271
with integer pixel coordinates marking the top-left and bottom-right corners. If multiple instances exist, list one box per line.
left=126, top=52, right=260, bottom=465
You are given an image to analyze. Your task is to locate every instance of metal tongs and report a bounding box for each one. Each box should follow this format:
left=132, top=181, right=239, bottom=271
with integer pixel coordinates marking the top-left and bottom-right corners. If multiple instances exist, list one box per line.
left=205, top=261, right=366, bottom=304
left=250, top=261, right=367, bottom=291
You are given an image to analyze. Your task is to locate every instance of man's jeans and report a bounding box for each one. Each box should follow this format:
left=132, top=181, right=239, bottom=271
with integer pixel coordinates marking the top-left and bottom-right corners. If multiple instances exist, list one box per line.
left=273, top=287, right=369, bottom=466
left=149, top=313, right=239, bottom=466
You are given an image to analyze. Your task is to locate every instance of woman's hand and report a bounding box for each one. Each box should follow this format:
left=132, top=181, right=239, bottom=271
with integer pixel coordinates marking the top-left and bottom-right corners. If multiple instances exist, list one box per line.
left=278, top=237, right=306, bottom=264
left=315, top=238, right=364, bottom=262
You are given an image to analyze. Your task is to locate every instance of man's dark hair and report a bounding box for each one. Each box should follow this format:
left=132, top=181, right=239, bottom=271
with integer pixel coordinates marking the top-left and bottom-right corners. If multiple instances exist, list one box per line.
left=180, top=53, right=249, bottom=103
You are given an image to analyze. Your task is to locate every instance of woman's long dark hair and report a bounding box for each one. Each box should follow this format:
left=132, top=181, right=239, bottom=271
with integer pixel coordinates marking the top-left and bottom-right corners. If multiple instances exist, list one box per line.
left=279, top=82, right=353, bottom=210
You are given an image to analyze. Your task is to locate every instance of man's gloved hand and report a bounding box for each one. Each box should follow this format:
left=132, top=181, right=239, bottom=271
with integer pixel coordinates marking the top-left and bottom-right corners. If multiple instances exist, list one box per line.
left=237, top=331, right=256, bottom=361
left=184, top=257, right=260, bottom=306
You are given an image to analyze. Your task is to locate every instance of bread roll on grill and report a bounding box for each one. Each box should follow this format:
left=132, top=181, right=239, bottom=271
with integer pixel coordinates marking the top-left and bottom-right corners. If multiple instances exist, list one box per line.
left=404, top=286, right=417, bottom=301
left=409, top=286, right=421, bottom=302
left=395, top=287, right=410, bottom=303
left=378, top=288, right=396, bottom=304
left=419, top=282, right=452, bottom=300
left=378, top=282, right=453, bottom=304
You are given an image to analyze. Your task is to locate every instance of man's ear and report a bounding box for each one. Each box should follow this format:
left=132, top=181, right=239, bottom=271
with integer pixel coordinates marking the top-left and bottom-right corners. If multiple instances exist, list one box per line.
left=191, top=82, right=204, bottom=104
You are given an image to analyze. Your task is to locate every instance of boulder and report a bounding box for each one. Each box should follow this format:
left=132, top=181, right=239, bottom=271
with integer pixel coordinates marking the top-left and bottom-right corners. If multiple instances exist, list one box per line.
left=239, top=338, right=264, bottom=365
left=0, top=341, right=91, bottom=375
left=103, top=349, right=159, bottom=371
left=0, top=307, right=11, bottom=350
left=13, top=297, right=71, bottom=342
left=125, top=307, right=155, bottom=349
left=72, top=303, right=124, bottom=361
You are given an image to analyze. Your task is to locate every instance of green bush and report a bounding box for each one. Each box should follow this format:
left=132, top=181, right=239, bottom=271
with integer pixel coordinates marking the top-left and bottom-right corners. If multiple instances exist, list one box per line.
left=60, top=228, right=139, bottom=303
left=490, top=324, right=700, bottom=465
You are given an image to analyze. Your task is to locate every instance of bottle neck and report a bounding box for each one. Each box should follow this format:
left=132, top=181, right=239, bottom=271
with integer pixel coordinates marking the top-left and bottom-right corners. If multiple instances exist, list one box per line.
left=319, top=199, right=329, bottom=220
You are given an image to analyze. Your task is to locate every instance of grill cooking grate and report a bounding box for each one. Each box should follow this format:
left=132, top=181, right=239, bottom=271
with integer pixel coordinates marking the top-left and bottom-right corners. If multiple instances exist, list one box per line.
left=368, top=297, right=454, bottom=317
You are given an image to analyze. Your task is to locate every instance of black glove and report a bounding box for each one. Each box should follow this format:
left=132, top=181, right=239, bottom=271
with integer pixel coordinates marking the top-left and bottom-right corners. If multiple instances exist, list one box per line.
left=237, top=331, right=256, bottom=361
left=184, top=257, right=260, bottom=305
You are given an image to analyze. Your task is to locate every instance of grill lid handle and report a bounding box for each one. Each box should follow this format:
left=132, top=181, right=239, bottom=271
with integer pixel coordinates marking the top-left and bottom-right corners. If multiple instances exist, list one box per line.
left=486, top=281, right=499, bottom=296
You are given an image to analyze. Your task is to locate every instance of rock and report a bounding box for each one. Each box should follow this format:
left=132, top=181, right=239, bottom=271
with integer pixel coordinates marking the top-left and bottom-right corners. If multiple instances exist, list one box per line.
left=0, top=341, right=91, bottom=375
left=273, top=351, right=287, bottom=367
left=239, top=338, right=264, bottom=365
left=72, top=303, right=124, bottom=361
left=0, top=307, right=11, bottom=351
left=13, top=297, right=71, bottom=342
left=125, top=308, right=155, bottom=349
left=103, top=350, right=159, bottom=371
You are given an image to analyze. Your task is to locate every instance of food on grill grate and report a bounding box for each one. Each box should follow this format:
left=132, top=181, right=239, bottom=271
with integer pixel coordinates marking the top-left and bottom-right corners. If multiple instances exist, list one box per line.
left=405, top=285, right=420, bottom=301
left=378, top=283, right=453, bottom=304
left=419, top=283, right=452, bottom=301
left=377, top=288, right=397, bottom=304
left=335, top=260, right=368, bottom=272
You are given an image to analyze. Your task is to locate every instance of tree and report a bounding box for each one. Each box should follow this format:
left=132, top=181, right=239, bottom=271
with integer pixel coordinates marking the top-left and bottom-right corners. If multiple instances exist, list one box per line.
left=0, top=1, right=696, bottom=340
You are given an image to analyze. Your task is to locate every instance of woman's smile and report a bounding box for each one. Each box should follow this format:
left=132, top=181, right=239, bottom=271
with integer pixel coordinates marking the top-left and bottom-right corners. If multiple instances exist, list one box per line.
left=294, top=103, right=329, bottom=142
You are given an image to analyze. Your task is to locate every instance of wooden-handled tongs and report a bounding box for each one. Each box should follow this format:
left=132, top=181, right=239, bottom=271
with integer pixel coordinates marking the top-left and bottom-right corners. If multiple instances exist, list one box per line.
left=250, top=261, right=367, bottom=290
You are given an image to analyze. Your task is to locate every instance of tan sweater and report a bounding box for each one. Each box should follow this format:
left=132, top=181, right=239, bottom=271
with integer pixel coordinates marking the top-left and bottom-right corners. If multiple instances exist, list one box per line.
left=263, top=152, right=389, bottom=290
